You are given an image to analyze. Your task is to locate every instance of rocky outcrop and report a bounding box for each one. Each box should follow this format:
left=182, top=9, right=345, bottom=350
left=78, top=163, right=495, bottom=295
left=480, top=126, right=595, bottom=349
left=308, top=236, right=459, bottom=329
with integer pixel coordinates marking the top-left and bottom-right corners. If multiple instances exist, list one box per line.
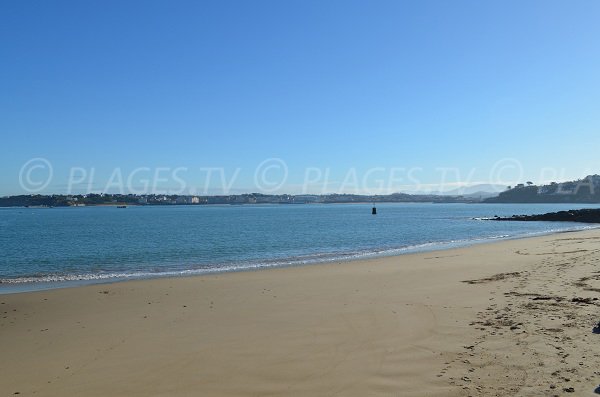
left=493, top=208, right=600, bottom=223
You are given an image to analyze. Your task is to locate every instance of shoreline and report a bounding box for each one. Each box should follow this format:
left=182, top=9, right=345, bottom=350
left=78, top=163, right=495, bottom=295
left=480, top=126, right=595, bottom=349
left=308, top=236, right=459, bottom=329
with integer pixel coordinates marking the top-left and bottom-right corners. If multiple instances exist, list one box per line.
left=2, top=228, right=600, bottom=395
left=2, top=224, right=598, bottom=295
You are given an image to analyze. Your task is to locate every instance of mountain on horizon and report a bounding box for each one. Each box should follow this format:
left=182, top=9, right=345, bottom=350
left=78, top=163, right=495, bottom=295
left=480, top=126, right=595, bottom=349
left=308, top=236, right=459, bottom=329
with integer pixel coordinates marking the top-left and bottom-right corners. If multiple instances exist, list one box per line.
left=401, top=184, right=504, bottom=198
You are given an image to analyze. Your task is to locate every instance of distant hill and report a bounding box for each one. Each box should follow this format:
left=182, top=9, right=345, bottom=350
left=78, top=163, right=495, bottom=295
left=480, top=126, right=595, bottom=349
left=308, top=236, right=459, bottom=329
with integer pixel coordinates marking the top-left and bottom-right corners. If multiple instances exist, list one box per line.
left=401, top=184, right=504, bottom=198
left=484, top=175, right=600, bottom=203
left=440, top=184, right=504, bottom=199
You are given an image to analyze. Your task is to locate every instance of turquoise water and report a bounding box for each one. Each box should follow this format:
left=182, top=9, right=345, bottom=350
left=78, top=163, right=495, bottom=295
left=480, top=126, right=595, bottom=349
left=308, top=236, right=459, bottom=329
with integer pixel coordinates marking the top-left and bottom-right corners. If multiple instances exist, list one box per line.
left=1, top=203, right=599, bottom=292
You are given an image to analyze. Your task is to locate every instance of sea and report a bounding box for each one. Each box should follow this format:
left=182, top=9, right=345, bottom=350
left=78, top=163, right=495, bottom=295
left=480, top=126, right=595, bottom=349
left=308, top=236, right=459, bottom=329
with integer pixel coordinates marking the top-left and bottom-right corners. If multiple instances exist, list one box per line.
left=1, top=203, right=599, bottom=293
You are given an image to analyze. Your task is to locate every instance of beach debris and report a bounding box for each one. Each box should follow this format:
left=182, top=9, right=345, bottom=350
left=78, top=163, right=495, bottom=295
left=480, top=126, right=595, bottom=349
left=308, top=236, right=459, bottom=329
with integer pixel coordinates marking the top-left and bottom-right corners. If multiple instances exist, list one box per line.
left=462, top=272, right=521, bottom=284
left=563, top=386, right=575, bottom=393
left=532, top=296, right=555, bottom=301
left=593, top=322, right=600, bottom=334
left=504, top=291, right=564, bottom=302
left=571, top=297, right=596, bottom=304
left=544, top=328, right=563, bottom=333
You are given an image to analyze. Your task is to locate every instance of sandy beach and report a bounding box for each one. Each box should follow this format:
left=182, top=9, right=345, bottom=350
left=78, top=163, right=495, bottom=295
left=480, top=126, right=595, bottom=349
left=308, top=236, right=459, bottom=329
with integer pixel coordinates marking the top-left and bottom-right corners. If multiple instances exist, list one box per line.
left=2, top=229, right=600, bottom=396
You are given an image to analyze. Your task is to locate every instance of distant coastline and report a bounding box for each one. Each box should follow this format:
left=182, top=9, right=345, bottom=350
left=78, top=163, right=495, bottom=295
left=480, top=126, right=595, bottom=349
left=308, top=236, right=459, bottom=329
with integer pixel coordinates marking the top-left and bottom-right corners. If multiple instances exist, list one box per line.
left=0, top=192, right=483, bottom=208
left=5, top=175, right=600, bottom=207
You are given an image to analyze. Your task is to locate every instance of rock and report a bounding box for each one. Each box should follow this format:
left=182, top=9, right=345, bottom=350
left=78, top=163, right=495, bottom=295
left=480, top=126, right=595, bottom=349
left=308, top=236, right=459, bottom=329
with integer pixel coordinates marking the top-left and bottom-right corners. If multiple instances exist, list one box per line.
left=491, top=209, right=600, bottom=223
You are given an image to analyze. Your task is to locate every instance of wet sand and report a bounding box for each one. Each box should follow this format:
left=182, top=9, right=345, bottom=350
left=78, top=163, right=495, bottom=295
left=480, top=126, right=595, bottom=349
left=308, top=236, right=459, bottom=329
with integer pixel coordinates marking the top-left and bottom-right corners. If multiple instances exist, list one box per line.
left=2, top=229, right=600, bottom=396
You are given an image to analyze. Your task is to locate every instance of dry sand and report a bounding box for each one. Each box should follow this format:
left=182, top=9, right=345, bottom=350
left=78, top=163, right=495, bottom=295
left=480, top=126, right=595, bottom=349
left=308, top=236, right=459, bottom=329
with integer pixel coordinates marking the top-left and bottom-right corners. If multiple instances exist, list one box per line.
left=2, top=229, right=600, bottom=396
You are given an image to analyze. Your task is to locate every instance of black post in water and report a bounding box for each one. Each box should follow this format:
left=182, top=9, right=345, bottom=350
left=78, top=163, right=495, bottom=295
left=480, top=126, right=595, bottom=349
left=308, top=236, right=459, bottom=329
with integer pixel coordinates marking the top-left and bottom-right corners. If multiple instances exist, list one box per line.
left=372, top=206, right=377, bottom=215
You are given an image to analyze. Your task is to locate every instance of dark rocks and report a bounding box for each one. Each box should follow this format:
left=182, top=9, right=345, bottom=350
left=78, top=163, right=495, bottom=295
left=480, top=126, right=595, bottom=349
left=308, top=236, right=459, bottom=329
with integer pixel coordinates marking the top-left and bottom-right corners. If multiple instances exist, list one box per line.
left=492, top=208, right=600, bottom=223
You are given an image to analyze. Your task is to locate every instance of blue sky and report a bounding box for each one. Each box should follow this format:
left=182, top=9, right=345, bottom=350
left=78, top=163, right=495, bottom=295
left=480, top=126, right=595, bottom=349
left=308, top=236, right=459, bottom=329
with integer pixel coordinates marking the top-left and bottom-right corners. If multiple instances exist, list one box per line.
left=2, top=0, right=600, bottom=195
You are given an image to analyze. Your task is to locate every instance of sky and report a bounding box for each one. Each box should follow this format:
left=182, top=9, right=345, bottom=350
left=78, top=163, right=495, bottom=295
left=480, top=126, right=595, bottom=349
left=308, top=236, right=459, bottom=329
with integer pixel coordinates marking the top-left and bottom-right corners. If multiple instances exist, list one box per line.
left=2, top=0, right=600, bottom=195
